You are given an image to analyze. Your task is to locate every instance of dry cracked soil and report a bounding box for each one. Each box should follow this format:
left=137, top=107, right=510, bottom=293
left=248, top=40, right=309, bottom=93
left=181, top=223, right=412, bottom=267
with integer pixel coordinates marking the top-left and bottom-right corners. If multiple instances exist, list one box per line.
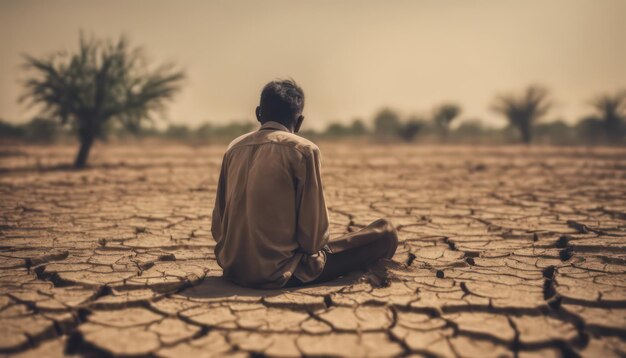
left=0, top=143, right=625, bottom=357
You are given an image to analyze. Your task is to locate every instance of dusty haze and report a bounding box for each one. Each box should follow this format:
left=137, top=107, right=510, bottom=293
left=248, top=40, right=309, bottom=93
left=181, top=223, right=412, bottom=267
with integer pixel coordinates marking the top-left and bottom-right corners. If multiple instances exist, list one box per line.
left=1, top=0, right=624, bottom=130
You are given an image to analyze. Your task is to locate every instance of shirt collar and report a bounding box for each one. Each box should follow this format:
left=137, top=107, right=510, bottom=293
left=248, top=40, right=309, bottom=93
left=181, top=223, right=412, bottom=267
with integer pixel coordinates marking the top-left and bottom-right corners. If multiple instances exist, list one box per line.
left=260, top=121, right=291, bottom=133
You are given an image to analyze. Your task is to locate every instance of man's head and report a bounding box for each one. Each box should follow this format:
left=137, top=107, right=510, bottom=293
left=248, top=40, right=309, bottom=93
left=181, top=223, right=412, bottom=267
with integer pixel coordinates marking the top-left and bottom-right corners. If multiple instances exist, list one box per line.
left=256, top=79, right=305, bottom=132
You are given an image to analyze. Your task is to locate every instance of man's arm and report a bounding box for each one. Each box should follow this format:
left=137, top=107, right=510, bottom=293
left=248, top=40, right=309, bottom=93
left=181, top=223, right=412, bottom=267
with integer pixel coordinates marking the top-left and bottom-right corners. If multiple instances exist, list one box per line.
left=295, top=147, right=330, bottom=254
left=211, top=156, right=228, bottom=243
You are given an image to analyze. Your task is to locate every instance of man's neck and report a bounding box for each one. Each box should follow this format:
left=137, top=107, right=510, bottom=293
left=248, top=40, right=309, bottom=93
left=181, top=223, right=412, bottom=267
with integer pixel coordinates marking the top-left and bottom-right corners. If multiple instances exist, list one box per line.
left=261, top=121, right=293, bottom=133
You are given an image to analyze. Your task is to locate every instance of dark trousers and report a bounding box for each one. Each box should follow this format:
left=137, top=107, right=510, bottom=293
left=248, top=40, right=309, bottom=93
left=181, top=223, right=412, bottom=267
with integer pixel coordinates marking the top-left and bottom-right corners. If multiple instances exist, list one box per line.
left=285, top=218, right=398, bottom=287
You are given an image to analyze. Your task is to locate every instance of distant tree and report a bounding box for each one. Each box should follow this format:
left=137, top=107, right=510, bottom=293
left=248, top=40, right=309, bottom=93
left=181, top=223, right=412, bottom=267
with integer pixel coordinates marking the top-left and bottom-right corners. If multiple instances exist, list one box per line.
left=454, top=120, right=484, bottom=138
left=195, top=122, right=213, bottom=142
left=0, top=120, right=25, bottom=138
left=349, top=119, right=368, bottom=135
left=23, top=117, right=59, bottom=143
left=576, top=116, right=605, bottom=145
left=533, top=120, right=574, bottom=145
left=164, top=124, right=191, bottom=140
left=590, top=91, right=626, bottom=144
left=373, top=108, right=401, bottom=138
left=136, top=124, right=161, bottom=138
left=433, top=103, right=461, bottom=140
left=491, top=86, right=551, bottom=144
left=20, top=33, right=184, bottom=168
left=397, top=117, right=423, bottom=142
left=322, top=119, right=368, bottom=138
left=324, top=122, right=350, bottom=137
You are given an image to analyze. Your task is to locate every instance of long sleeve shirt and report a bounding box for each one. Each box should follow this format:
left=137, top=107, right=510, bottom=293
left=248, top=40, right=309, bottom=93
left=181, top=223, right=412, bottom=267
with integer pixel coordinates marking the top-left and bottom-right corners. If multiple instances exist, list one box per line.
left=211, top=121, right=330, bottom=289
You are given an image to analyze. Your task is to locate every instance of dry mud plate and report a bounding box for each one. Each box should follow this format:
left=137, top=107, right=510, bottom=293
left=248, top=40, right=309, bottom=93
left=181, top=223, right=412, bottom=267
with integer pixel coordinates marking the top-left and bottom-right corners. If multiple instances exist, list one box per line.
left=0, top=144, right=625, bottom=357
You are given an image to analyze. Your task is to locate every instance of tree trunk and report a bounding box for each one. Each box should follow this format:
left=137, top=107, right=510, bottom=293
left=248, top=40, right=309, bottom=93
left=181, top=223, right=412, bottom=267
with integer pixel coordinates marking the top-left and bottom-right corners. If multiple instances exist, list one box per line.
left=520, top=123, right=532, bottom=144
left=74, top=131, right=95, bottom=169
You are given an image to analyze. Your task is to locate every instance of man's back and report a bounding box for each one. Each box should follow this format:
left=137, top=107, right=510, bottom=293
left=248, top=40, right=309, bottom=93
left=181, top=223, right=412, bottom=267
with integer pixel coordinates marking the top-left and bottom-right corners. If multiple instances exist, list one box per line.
left=211, top=121, right=329, bottom=288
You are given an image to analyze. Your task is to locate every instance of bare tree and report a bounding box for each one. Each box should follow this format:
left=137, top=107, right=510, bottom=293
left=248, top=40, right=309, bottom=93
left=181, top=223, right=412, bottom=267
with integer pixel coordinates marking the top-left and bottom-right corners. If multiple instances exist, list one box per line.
left=590, top=90, right=626, bottom=144
left=373, top=108, right=402, bottom=138
left=21, top=33, right=184, bottom=168
left=397, top=117, right=423, bottom=142
left=492, top=86, right=551, bottom=144
left=433, top=103, right=461, bottom=141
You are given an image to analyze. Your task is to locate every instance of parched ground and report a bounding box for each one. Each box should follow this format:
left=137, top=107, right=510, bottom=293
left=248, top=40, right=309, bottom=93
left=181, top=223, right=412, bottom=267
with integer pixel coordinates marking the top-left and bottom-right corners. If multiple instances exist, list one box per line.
left=0, top=143, right=625, bottom=357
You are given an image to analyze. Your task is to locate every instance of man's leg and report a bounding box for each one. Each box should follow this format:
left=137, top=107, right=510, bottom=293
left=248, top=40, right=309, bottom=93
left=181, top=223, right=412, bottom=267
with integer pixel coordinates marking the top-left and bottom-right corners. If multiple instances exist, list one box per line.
left=311, top=218, right=398, bottom=284
left=284, top=218, right=398, bottom=288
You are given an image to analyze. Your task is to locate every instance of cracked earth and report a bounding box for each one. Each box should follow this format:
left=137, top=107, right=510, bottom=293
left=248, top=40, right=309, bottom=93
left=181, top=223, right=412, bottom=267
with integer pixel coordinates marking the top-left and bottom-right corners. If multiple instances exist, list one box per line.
left=0, top=144, right=625, bottom=357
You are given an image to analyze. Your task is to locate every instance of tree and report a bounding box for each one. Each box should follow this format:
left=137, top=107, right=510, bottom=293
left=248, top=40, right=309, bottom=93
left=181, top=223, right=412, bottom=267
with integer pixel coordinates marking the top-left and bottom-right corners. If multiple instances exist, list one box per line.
left=23, top=117, right=60, bottom=143
left=349, top=119, right=368, bottom=135
left=373, top=108, right=401, bottom=138
left=20, top=33, right=184, bottom=168
left=454, top=120, right=484, bottom=139
left=397, top=116, right=423, bottom=142
left=195, top=122, right=214, bottom=143
left=491, top=86, right=551, bottom=144
left=164, top=124, right=191, bottom=140
left=323, top=119, right=368, bottom=138
left=576, top=116, right=605, bottom=144
left=590, top=91, right=626, bottom=144
left=0, top=120, right=25, bottom=139
left=433, top=103, right=461, bottom=140
left=533, top=120, right=574, bottom=145
left=324, top=122, right=350, bottom=138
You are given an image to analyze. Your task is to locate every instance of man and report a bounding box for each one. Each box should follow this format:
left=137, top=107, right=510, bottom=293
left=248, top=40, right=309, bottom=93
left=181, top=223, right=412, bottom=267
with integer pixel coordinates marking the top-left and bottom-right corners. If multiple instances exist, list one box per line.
left=211, top=79, right=398, bottom=289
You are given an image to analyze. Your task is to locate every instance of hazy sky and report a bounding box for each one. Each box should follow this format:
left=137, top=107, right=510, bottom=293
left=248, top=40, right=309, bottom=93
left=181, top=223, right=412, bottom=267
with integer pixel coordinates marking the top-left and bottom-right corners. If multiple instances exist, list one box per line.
left=1, top=0, right=625, bottom=130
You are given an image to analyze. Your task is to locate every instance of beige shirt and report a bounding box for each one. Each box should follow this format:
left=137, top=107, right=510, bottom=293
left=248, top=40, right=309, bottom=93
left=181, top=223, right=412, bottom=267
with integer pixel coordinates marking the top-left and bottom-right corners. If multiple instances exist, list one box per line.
left=211, top=121, right=330, bottom=288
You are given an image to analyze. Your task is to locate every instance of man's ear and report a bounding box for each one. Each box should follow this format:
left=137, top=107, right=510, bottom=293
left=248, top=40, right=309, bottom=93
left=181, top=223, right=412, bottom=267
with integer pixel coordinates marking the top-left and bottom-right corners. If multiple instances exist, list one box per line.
left=255, top=106, right=262, bottom=124
left=294, top=115, right=304, bottom=133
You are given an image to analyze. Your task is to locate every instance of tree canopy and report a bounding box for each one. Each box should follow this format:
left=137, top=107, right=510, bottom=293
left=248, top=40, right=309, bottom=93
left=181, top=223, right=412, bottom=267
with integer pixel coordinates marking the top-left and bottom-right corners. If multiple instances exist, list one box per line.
left=492, top=86, right=551, bottom=144
left=20, top=33, right=185, bottom=167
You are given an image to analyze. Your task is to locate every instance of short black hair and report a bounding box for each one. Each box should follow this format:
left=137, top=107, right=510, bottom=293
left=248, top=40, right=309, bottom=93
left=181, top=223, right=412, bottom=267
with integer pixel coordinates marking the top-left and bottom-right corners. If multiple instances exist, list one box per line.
left=259, top=79, right=305, bottom=125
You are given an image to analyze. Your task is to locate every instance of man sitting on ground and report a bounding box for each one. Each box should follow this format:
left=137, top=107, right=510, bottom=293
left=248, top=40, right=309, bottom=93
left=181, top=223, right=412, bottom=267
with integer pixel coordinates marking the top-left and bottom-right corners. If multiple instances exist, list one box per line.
left=211, top=79, right=398, bottom=289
